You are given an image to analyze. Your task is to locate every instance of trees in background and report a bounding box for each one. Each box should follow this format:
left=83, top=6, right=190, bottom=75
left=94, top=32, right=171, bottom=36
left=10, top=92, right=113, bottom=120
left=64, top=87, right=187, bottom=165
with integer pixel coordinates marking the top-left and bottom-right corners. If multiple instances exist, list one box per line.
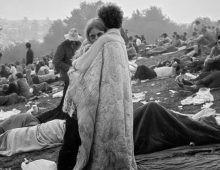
left=1, top=1, right=219, bottom=64
left=123, top=6, right=187, bottom=43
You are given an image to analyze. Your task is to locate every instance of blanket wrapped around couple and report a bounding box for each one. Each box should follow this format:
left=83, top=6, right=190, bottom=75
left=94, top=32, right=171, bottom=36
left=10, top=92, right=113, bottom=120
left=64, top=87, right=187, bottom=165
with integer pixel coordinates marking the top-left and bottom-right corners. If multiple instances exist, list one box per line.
left=63, top=29, right=137, bottom=170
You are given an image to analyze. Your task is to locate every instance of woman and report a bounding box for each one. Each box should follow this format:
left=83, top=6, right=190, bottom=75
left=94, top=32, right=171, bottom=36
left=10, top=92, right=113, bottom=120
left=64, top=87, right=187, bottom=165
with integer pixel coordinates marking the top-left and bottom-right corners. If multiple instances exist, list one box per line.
left=59, top=4, right=137, bottom=170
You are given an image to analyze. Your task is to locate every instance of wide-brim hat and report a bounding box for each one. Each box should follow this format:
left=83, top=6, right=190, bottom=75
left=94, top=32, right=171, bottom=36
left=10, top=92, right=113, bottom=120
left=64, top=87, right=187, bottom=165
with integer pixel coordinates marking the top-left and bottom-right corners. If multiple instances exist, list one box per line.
left=64, top=28, right=82, bottom=42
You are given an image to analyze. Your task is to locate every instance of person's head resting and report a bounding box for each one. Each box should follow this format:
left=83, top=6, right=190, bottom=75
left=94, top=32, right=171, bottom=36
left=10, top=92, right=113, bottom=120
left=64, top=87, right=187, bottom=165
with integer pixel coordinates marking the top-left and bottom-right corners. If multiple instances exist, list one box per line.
left=25, top=42, right=31, bottom=49
left=85, top=18, right=107, bottom=44
left=16, top=72, right=24, bottom=79
left=97, top=3, right=123, bottom=29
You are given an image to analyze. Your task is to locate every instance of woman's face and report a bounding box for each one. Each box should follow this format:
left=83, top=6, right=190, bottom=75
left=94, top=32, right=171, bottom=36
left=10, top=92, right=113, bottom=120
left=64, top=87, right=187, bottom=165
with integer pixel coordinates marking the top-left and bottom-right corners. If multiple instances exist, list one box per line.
left=88, top=27, right=104, bottom=44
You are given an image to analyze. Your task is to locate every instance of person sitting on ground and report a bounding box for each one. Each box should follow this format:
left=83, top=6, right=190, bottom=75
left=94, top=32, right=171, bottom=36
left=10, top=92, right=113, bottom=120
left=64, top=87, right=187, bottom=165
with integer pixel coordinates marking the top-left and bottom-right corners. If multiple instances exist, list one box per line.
left=127, top=41, right=137, bottom=60
left=15, top=61, right=24, bottom=74
left=132, top=58, right=181, bottom=82
left=177, top=70, right=220, bottom=92
left=172, top=34, right=182, bottom=47
left=0, top=65, right=10, bottom=78
left=0, top=79, right=18, bottom=96
left=158, top=33, right=172, bottom=46
left=141, top=35, right=146, bottom=44
left=196, top=27, right=216, bottom=48
left=16, top=73, right=33, bottom=98
left=9, top=64, right=17, bottom=80
left=26, top=68, right=58, bottom=85
left=181, top=32, right=188, bottom=41
left=37, top=61, right=50, bottom=75
left=203, top=35, right=220, bottom=72
left=192, top=20, right=202, bottom=34
left=43, top=55, right=49, bottom=66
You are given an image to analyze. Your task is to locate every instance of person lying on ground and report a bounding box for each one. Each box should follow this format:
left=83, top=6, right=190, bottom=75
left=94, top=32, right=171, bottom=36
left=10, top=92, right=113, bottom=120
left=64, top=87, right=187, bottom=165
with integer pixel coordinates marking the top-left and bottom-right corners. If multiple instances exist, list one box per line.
left=177, top=70, right=220, bottom=92
left=132, top=58, right=181, bottom=82
left=0, top=93, right=26, bottom=106
left=2, top=102, right=220, bottom=158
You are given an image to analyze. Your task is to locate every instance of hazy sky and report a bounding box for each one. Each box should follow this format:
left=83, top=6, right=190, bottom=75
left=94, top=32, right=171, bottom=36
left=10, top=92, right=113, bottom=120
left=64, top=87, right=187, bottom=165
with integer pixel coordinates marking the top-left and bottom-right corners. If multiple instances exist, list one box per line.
left=0, top=0, right=219, bottom=23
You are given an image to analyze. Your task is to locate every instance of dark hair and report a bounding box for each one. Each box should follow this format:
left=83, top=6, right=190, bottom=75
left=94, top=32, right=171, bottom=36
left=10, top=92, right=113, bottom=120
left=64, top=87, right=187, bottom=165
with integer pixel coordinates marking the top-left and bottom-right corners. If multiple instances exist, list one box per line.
left=16, top=73, right=24, bottom=79
left=84, top=18, right=107, bottom=41
left=25, top=42, right=31, bottom=48
left=195, top=20, right=200, bottom=24
left=97, top=3, right=123, bottom=29
left=218, top=35, right=220, bottom=40
left=39, top=61, right=45, bottom=67
left=173, top=58, right=180, bottom=64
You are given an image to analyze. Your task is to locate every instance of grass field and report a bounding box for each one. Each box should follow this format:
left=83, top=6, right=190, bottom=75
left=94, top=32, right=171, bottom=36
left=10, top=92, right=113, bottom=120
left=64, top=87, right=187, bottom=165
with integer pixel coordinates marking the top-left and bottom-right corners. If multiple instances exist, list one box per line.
left=1, top=56, right=220, bottom=169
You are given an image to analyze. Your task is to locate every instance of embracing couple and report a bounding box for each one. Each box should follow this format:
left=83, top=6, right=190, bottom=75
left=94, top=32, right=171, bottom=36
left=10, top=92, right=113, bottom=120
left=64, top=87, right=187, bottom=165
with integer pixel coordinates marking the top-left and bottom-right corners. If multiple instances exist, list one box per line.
left=57, top=3, right=137, bottom=170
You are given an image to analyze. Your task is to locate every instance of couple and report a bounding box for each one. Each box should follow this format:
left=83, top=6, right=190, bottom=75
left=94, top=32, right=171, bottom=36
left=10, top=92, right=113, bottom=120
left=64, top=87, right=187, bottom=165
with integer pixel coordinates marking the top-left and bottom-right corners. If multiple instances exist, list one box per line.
left=59, top=3, right=137, bottom=170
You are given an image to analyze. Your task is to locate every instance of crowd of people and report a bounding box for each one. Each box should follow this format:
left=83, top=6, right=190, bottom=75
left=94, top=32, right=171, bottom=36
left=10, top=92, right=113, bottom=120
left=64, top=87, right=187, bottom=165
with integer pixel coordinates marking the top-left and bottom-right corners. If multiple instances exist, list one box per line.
left=0, top=43, right=58, bottom=106
left=1, top=3, right=220, bottom=170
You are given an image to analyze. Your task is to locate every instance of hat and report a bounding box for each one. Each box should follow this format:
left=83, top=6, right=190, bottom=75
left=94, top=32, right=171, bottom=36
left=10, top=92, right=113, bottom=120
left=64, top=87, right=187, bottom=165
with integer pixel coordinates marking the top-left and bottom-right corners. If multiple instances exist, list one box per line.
left=64, top=28, right=82, bottom=42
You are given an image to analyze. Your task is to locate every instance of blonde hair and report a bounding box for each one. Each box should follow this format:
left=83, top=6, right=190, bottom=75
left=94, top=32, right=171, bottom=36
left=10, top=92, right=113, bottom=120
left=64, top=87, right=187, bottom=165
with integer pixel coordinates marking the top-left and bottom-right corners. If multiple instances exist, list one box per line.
left=84, top=18, right=107, bottom=42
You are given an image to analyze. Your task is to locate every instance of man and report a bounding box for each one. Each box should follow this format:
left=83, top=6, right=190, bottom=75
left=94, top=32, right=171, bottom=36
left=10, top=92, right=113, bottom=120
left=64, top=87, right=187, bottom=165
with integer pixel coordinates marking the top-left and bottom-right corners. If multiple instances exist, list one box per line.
left=25, top=42, right=34, bottom=66
left=36, top=28, right=82, bottom=123
left=53, top=28, right=82, bottom=104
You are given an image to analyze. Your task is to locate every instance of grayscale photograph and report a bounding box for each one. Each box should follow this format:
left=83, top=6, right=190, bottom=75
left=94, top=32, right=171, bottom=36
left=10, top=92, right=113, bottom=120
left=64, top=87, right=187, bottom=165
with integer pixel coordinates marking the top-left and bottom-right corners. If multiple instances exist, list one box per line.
left=0, top=0, right=220, bottom=169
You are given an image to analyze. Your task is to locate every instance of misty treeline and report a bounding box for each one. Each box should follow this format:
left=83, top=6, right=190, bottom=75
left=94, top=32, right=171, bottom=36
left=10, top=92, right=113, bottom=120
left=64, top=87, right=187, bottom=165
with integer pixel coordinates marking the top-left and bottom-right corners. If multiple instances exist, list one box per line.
left=1, top=1, right=218, bottom=64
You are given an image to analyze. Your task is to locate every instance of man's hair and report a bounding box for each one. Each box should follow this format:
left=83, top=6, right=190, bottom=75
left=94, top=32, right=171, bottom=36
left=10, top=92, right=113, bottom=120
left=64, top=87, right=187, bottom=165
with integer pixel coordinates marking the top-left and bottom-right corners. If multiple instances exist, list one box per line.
left=97, top=3, right=123, bottom=29
left=25, top=42, right=31, bottom=48
left=16, top=73, right=24, bottom=79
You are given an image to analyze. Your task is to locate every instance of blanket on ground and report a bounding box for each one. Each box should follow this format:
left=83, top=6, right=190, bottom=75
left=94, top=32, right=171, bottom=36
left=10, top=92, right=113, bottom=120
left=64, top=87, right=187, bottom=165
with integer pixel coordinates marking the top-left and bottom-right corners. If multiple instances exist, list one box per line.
left=133, top=102, right=220, bottom=155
